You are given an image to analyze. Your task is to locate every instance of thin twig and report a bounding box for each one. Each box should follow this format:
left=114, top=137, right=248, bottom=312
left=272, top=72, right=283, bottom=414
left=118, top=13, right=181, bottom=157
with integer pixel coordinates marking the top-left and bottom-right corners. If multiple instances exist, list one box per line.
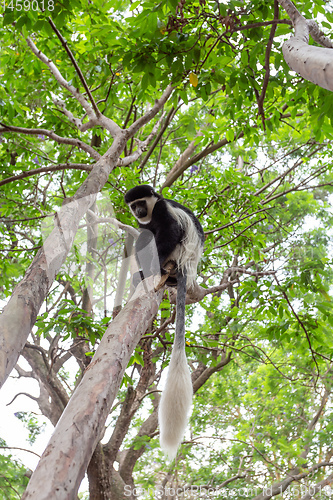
left=0, top=164, right=93, bottom=187
left=274, top=274, right=320, bottom=382
left=48, top=17, right=100, bottom=117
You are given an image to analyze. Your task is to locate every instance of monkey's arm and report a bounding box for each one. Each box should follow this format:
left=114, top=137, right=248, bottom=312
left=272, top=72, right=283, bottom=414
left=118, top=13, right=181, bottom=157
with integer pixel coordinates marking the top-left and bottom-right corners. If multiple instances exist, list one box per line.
left=154, top=223, right=183, bottom=269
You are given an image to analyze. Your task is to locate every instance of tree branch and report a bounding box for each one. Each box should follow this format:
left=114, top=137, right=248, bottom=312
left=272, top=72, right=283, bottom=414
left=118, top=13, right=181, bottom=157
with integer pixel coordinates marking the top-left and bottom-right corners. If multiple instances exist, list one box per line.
left=127, top=86, right=173, bottom=138
left=257, top=1, right=279, bottom=128
left=274, top=275, right=321, bottom=390
left=138, top=106, right=175, bottom=171
left=0, top=124, right=100, bottom=161
left=162, top=134, right=201, bottom=188
left=0, top=446, right=40, bottom=458
left=6, top=391, right=39, bottom=406
left=118, top=112, right=166, bottom=166
left=300, top=472, right=333, bottom=500
left=48, top=17, right=101, bottom=117
left=26, top=37, right=94, bottom=117
left=0, top=164, right=93, bottom=187
left=277, top=0, right=333, bottom=91
left=162, top=131, right=244, bottom=188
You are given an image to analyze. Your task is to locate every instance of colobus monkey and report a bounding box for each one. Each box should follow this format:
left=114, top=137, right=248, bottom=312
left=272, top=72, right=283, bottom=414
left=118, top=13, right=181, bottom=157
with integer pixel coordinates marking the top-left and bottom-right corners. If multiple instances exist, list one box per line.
left=125, top=185, right=204, bottom=459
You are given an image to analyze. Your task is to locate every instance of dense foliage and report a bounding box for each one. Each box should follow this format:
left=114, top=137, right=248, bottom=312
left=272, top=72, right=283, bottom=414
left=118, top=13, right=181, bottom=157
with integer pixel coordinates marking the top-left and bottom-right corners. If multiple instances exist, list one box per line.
left=0, top=439, right=29, bottom=499
left=2, top=0, right=333, bottom=498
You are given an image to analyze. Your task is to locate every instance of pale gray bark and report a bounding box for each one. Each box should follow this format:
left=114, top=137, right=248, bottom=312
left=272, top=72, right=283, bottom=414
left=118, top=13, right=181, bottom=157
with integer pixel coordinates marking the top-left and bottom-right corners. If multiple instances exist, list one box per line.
left=0, top=136, right=125, bottom=389
left=113, top=234, right=135, bottom=316
left=0, top=80, right=172, bottom=389
left=162, top=135, right=201, bottom=189
left=21, top=279, right=163, bottom=500
left=278, top=0, right=333, bottom=91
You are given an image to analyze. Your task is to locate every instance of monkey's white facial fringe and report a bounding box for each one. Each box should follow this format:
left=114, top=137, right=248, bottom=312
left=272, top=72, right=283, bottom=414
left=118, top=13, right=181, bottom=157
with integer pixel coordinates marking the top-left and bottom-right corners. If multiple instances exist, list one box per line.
left=158, top=347, right=193, bottom=460
left=166, top=204, right=203, bottom=288
left=130, top=195, right=158, bottom=224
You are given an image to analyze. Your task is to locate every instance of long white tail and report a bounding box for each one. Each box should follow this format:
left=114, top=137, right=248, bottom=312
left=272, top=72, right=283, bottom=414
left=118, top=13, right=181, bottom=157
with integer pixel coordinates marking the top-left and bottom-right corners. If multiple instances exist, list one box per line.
left=158, top=270, right=192, bottom=460
left=158, top=348, right=193, bottom=460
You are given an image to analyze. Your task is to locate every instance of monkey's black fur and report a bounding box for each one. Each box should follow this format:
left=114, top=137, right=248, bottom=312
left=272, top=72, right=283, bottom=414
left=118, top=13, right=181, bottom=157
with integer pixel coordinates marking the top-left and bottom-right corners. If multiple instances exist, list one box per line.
left=125, top=184, right=204, bottom=459
left=125, top=185, right=204, bottom=282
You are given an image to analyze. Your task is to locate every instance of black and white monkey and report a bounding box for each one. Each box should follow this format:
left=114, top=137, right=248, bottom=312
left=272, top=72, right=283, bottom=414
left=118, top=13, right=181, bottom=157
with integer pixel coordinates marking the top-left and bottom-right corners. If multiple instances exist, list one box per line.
left=124, top=185, right=204, bottom=459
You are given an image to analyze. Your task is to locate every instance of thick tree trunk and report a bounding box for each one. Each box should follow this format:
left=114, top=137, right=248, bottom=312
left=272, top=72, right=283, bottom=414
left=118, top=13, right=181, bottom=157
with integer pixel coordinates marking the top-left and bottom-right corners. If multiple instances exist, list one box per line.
left=87, top=445, right=112, bottom=500
left=278, top=0, right=333, bottom=91
left=0, top=135, right=126, bottom=389
left=87, top=444, right=129, bottom=500
left=21, top=279, right=162, bottom=500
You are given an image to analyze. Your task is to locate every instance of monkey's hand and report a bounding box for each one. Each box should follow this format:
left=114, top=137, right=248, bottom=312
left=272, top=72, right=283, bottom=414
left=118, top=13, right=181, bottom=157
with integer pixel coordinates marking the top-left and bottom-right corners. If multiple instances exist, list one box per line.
left=161, top=260, right=177, bottom=275
left=164, top=260, right=178, bottom=287
left=155, top=261, right=178, bottom=290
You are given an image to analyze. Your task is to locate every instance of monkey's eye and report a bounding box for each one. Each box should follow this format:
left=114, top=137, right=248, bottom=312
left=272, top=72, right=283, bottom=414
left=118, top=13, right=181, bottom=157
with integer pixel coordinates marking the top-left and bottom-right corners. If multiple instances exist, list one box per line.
left=131, top=203, right=136, bottom=210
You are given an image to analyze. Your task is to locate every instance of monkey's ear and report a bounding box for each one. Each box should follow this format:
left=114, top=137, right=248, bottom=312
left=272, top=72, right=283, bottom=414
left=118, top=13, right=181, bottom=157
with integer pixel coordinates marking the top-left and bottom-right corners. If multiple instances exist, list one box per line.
left=151, top=189, right=155, bottom=196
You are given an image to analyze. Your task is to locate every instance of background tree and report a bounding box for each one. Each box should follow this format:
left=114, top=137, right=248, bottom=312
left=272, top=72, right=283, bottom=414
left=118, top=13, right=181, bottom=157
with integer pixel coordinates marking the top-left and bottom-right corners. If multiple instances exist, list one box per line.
left=1, top=0, right=333, bottom=498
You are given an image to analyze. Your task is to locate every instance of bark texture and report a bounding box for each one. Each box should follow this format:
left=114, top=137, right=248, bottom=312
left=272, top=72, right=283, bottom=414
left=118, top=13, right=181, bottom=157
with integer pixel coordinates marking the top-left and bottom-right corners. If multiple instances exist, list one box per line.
left=0, top=85, right=172, bottom=389
left=278, top=0, right=333, bottom=91
left=21, top=279, right=163, bottom=500
left=0, top=135, right=126, bottom=388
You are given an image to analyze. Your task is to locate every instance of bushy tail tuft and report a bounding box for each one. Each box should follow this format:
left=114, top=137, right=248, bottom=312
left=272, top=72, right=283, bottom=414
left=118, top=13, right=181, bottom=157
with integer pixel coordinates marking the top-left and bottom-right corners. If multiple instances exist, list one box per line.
left=158, top=347, right=193, bottom=460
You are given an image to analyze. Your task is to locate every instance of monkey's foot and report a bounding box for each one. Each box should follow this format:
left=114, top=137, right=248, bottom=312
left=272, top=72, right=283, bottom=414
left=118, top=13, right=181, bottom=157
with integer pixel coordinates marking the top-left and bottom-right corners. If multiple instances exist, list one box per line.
left=155, top=261, right=177, bottom=291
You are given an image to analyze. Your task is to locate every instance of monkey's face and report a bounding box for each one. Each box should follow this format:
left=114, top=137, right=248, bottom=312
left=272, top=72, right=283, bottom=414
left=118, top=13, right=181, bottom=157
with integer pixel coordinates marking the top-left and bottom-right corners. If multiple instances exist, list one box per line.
left=130, top=200, right=148, bottom=219
left=128, top=195, right=158, bottom=225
